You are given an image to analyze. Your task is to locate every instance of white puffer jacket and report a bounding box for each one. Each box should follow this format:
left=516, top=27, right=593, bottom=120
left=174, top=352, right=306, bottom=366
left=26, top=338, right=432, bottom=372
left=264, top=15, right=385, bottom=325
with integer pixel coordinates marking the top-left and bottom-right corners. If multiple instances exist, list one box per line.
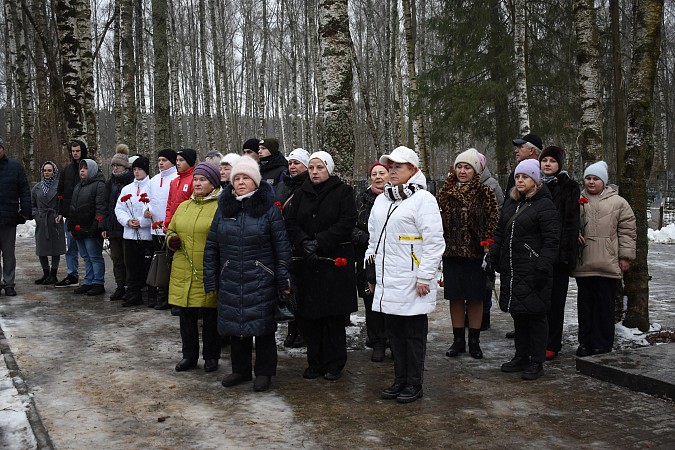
left=115, top=176, right=153, bottom=241
left=148, top=166, right=178, bottom=235
left=365, top=170, right=445, bottom=316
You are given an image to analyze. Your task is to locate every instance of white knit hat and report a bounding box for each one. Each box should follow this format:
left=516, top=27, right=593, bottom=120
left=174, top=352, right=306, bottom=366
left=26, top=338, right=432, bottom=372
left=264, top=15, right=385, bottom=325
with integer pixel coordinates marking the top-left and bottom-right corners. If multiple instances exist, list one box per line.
left=221, top=153, right=242, bottom=167
left=230, top=156, right=262, bottom=186
left=309, top=151, right=335, bottom=174
left=288, top=148, right=310, bottom=168
left=584, top=161, right=609, bottom=186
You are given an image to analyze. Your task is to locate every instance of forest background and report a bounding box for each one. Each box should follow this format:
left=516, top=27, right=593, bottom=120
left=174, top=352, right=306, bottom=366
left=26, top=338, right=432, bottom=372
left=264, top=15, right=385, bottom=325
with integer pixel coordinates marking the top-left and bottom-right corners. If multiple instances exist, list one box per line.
left=0, top=0, right=671, bottom=331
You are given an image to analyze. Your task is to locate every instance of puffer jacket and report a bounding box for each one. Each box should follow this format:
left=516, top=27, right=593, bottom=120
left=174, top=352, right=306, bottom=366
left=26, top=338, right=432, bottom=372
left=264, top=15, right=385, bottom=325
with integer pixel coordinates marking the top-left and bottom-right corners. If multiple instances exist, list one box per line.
left=284, top=175, right=358, bottom=319
left=164, top=166, right=194, bottom=226
left=57, top=139, right=88, bottom=217
left=545, top=172, right=581, bottom=271
left=259, top=153, right=288, bottom=187
left=68, top=159, right=106, bottom=239
left=480, top=166, right=505, bottom=209
left=365, top=170, right=445, bottom=316
left=274, top=170, right=308, bottom=211
left=490, top=184, right=560, bottom=314
left=0, top=155, right=31, bottom=225
left=103, top=170, right=134, bottom=238
left=437, top=173, right=499, bottom=260
left=166, top=188, right=220, bottom=308
left=572, top=187, right=636, bottom=279
left=204, top=182, right=291, bottom=337
left=148, top=166, right=178, bottom=235
left=115, top=175, right=152, bottom=241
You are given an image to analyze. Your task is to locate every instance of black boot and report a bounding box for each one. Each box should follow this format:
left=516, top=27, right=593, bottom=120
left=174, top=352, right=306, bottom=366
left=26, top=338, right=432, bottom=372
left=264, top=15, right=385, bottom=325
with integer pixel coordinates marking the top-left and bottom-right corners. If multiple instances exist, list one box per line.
left=35, top=269, right=49, bottom=285
left=446, top=327, right=466, bottom=357
left=147, top=288, right=157, bottom=308
left=480, top=312, right=490, bottom=331
left=42, top=268, right=58, bottom=285
left=468, top=328, right=483, bottom=359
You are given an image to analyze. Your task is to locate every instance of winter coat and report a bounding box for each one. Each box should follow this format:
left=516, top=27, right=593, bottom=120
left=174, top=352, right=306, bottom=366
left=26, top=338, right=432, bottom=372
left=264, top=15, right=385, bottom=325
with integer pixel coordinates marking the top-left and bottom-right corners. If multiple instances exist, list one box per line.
left=572, top=187, right=636, bottom=279
left=259, top=153, right=288, bottom=187
left=31, top=178, right=66, bottom=256
left=204, top=182, right=291, bottom=337
left=480, top=166, right=504, bottom=209
left=284, top=175, right=358, bottom=318
left=57, top=140, right=88, bottom=217
left=0, top=155, right=31, bottom=226
left=103, top=170, right=134, bottom=239
left=166, top=188, right=221, bottom=308
left=365, top=170, right=445, bottom=316
left=164, top=166, right=194, bottom=226
left=68, top=160, right=106, bottom=239
left=274, top=170, right=308, bottom=211
left=148, top=166, right=178, bottom=235
left=437, top=173, right=499, bottom=260
left=115, top=176, right=153, bottom=241
left=490, top=184, right=560, bottom=314
left=353, top=187, right=380, bottom=296
left=544, top=172, right=581, bottom=271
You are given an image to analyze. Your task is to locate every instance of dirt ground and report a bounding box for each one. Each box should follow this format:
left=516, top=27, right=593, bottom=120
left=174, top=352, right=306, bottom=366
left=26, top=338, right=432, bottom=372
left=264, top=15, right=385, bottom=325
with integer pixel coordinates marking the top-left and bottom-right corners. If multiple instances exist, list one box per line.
left=2, top=238, right=674, bottom=449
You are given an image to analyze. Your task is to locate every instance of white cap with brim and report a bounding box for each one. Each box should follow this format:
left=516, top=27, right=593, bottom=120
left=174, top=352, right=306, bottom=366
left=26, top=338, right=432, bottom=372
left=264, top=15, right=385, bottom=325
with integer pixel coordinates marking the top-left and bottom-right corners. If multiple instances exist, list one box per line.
left=379, top=146, right=420, bottom=168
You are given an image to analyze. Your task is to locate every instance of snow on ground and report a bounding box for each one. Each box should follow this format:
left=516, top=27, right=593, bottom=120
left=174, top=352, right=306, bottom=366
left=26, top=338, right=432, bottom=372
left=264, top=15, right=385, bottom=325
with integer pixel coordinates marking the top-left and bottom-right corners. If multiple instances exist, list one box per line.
left=0, top=366, right=37, bottom=450
left=648, top=223, right=675, bottom=244
left=16, top=220, right=36, bottom=239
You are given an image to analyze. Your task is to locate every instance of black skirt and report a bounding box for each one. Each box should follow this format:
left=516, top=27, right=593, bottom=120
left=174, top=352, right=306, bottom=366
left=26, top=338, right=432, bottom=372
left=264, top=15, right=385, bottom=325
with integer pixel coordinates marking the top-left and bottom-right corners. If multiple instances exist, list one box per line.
left=442, top=257, right=487, bottom=301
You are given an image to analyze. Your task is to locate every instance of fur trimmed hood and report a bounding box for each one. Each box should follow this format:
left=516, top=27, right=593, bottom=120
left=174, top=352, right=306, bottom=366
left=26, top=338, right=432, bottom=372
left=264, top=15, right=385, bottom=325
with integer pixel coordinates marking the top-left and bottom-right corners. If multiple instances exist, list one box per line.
left=219, top=181, right=275, bottom=218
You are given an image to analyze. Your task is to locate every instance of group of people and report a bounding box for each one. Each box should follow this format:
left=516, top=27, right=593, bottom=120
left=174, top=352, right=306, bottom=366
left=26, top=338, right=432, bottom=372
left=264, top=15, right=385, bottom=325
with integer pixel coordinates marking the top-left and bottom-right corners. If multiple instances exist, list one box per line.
left=0, top=132, right=637, bottom=403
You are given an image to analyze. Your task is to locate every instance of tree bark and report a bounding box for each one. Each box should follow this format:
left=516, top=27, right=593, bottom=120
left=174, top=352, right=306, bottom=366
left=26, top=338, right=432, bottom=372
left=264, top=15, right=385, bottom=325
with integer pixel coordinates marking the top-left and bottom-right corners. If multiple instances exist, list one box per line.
left=513, top=0, right=530, bottom=135
left=153, top=0, right=171, bottom=150
left=78, top=0, right=96, bottom=158
left=620, top=0, right=664, bottom=332
left=199, top=0, right=214, bottom=149
left=120, top=0, right=136, bottom=148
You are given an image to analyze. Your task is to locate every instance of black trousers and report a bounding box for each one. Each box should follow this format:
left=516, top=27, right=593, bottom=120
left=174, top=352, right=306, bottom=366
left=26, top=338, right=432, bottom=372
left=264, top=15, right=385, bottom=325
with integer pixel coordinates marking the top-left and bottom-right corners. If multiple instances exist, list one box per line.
left=512, top=312, right=548, bottom=363
left=108, top=237, right=126, bottom=288
left=301, top=315, right=347, bottom=374
left=385, top=314, right=428, bottom=386
left=363, top=291, right=387, bottom=349
left=229, top=334, right=277, bottom=376
left=123, top=239, right=153, bottom=293
left=179, top=307, right=220, bottom=361
left=576, top=276, right=617, bottom=352
left=547, top=264, right=571, bottom=353
left=151, top=235, right=170, bottom=302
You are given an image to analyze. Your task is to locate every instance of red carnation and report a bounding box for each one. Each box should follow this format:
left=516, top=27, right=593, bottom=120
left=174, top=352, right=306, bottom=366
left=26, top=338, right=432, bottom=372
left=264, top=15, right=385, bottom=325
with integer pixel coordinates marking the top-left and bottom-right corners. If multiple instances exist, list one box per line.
left=140, top=192, right=148, bottom=198
left=274, top=201, right=283, bottom=211
left=139, top=197, right=150, bottom=203
left=57, top=195, right=64, bottom=200
left=152, top=221, right=164, bottom=229
left=96, top=215, right=103, bottom=221
left=578, top=197, right=589, bottom=205
left=75, top=225, right=81, bottom=231
left=486, top=238, right=495, bottom=245
left=334, top=257, right=348, bottom=268
left=120, top=193, right=133, bottom=202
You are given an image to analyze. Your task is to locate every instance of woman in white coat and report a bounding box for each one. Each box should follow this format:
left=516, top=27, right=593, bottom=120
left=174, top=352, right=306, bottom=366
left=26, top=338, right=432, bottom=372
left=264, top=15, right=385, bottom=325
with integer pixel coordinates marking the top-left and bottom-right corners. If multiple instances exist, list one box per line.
left=366, top=146, right=445, bottom=403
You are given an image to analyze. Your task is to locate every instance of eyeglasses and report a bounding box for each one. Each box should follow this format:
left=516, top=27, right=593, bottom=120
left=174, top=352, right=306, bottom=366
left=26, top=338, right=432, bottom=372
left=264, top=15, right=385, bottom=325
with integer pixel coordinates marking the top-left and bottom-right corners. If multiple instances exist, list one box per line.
left=111, top=163, right=122, bottom=167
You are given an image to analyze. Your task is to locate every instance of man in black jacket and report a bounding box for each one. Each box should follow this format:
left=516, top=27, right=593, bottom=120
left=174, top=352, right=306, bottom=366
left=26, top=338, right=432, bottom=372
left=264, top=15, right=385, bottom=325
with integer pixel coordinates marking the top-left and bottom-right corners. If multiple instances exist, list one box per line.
left=0, top=138, right=32, bottom=296
left=258, top=138, right=287, bottom=187
left=55, top=139, right=88, bottom=287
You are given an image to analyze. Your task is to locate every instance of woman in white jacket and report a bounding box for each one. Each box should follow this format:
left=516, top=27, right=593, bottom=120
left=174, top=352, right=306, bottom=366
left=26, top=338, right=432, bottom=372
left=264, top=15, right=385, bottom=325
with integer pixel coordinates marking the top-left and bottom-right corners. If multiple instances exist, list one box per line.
left=366, top=146, right=445, bottom=403
left=115, top=156, right=153, bottom=307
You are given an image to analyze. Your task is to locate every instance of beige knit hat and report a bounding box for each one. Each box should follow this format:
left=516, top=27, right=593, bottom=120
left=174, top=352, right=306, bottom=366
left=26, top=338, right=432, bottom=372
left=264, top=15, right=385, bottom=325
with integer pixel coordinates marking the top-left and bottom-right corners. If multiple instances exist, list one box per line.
left=230, top=156, right=262, bottom=186
left=454, top=148, right=482, bottom=174
left=110, top=143, right=130, bottom=168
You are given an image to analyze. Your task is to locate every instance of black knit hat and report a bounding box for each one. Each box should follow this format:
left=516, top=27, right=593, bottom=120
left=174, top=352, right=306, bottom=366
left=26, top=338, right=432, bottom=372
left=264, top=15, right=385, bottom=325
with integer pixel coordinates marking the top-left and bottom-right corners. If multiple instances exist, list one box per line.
left=158, top=148, right=177, bottom=166
left=539, top=146, right=565, bottom=171
left=177, top=148, right=197, bottom=167
left=132, top=156, right=150, bottom=176
left=242, top=138, right=259, bottom=153
left=259, top=138, right=280, bottom=155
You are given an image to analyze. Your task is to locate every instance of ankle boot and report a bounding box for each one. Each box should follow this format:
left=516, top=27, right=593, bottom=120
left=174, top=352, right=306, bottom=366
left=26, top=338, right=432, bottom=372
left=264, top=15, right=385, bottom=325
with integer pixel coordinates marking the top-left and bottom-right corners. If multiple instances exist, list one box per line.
left=42, top=268, right=58, bottom=285
left=147, top=289, right=157, bottom=308
left=468, top=328, right=483, bottom=359
left=35, top=269, right=50, bottom=285
left=446, top=327, right=466, bottom=357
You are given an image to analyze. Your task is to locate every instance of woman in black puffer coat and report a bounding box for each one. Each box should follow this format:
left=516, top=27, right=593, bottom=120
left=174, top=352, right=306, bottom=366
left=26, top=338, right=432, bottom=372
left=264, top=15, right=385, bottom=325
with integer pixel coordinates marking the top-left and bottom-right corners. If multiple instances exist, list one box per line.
left=538, top=146, right=580, bottom=360
left=490, top=159, right=559, bottom=381
left=204, top=157, right=291, bottom=392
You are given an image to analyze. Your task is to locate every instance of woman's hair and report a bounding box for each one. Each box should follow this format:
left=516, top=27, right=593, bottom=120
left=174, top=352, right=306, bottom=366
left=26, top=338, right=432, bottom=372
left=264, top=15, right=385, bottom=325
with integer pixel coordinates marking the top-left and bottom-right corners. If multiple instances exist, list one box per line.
left=510, top=181, right=542, bottom=201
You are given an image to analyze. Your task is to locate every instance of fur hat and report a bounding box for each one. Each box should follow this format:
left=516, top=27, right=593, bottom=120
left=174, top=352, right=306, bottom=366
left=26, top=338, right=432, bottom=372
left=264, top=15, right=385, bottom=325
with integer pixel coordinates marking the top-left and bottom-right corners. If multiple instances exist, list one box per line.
left=131, top=156, right=150, bottom=176
left=539, top=146, right=565, bottom=171
left=220, top=153, right=242, bottom=167
left=158, top=148, right=177, bottom=165
left=259, top=138, right=280, bottom=155
left=288, top=148, right=310, bottom=168
left=110, top=144, right=131, bottom=168
left=309, top=151, right=335, bottom=175
left=242, top=138, right=260, bottom=153
left=454, top=148, right=482, bottom=174
left=584, top=161, right=609, bottom=186
left=230, top=156, right=262, bottom=186
left=514, top=159, right=541, bottom=184
left=177, top=148, right=197, bottom=167
left=194, top=162, right=221, bottom=187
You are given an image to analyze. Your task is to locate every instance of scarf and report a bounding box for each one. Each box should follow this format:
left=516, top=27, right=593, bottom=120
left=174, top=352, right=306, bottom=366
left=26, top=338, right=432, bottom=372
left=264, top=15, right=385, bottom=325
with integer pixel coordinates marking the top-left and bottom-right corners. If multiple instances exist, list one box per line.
left=40, top=161, right=59, bottom=196
left=383, top=182, right=423, bottom=202
left=370, top=185, right=384, bottom=196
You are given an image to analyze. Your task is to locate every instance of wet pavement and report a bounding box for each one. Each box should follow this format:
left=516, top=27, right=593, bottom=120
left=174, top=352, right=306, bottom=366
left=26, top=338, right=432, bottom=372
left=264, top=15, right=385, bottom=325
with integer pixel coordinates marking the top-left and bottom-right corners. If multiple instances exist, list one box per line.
left=1, top=239, right=674, bottom=449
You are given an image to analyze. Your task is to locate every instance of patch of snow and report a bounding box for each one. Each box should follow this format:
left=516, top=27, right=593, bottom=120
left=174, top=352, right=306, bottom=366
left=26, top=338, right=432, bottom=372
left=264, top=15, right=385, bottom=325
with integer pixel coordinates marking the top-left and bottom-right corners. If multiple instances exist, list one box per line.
left=16, top=220, right=36, bottom=239
left=648, top=223, right=675, bottom=244
left=0, top=366, right=37, bottom=450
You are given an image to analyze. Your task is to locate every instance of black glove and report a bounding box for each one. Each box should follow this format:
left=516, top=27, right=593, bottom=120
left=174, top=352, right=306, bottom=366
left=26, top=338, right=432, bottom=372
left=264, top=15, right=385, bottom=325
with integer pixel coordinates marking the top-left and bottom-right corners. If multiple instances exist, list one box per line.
left=365, top=255, right=376, bottom=285
left=302, top=239, right=319, bottom=264
left=534, top=271, right=549, bottom=290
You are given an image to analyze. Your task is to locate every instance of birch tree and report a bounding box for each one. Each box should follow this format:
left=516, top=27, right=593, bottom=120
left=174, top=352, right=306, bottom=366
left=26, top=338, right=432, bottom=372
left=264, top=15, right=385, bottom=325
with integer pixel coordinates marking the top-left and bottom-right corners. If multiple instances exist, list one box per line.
left=513, top=0, right=530, bottom=134
left=621, top=0, right=664, bottom=332
left=120, top=0, right=136, bottom=148
left=152, top=0, right=171, bottom=150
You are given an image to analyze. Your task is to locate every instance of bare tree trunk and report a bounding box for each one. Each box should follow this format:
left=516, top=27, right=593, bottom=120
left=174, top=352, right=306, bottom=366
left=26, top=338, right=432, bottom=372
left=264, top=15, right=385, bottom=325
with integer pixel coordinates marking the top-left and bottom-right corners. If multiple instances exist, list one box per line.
left=513, top=0, right=530, bottom=134
left=168, top=0, right=183, bottom=145
left=78, top=0, right=96, bottom=157
left=114, top=0, right=122, bottom=142
left=199, top=0, right=214, bottom=149
left=620, top=0, right=664, bottom=332
left=573, top=0, right=603, bottom=165
left=120, top=0, right=136, bottom=148
left=258, top=0, right=269, bottom=137
left=489, top=0, right=511, bottom=178
left=153, top=0, right=171, bottom=150
left=135, top=0, right=148, bottom=156
left=318, top=0, right=354, bottom=180
left=209, top=0, right=224, bottom=148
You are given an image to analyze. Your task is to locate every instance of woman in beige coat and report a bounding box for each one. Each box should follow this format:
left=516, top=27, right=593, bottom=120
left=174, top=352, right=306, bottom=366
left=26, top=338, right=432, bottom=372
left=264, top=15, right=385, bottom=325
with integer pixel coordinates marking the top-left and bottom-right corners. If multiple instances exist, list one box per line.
left=573, top=161, right=636, bottom=357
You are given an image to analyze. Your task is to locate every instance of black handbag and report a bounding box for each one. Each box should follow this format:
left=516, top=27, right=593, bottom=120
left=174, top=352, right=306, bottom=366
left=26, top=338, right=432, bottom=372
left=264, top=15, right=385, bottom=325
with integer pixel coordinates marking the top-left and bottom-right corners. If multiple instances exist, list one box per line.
left=146, top=251, right=171, bottom=288
left=275, top=290, right=297, bottom=322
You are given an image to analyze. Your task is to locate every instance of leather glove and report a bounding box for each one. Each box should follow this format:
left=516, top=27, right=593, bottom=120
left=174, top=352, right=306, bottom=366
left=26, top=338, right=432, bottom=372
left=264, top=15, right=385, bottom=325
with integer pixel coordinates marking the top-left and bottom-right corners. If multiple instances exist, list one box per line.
left=534, top=271, right=548, bottom=290
left=168, top=235, right=181, bottom=250
left=302, top=239, right=319, bottom=264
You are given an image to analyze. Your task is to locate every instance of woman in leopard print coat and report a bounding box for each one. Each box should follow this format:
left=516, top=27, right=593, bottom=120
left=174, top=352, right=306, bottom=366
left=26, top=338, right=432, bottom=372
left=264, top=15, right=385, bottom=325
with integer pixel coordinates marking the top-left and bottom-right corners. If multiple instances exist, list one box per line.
left=437, top=148, right=499, bottom=360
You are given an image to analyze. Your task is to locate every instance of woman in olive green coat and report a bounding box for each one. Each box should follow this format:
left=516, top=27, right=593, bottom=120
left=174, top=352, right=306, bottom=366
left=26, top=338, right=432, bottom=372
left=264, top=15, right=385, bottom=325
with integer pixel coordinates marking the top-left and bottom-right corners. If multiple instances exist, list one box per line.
left=166, top=163, right=221, bottom=373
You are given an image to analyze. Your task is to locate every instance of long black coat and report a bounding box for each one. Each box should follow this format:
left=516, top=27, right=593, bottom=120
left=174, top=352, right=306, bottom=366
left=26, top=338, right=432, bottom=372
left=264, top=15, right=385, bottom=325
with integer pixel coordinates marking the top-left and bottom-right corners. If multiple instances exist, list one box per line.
left=57, top=141, right=88, bottom=217
left=490, top=185, right=560, bottom=314
left=284, top=176, right=358, bottom=319
left=545, top=172, right=580, bottom=271
left=353, top=187, right=378, bottom=296
left=0, top=156, right=31, bottom=226
left=103, top=170, right=134, bottom=238
left=203, top=182, right=291, bottom=338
